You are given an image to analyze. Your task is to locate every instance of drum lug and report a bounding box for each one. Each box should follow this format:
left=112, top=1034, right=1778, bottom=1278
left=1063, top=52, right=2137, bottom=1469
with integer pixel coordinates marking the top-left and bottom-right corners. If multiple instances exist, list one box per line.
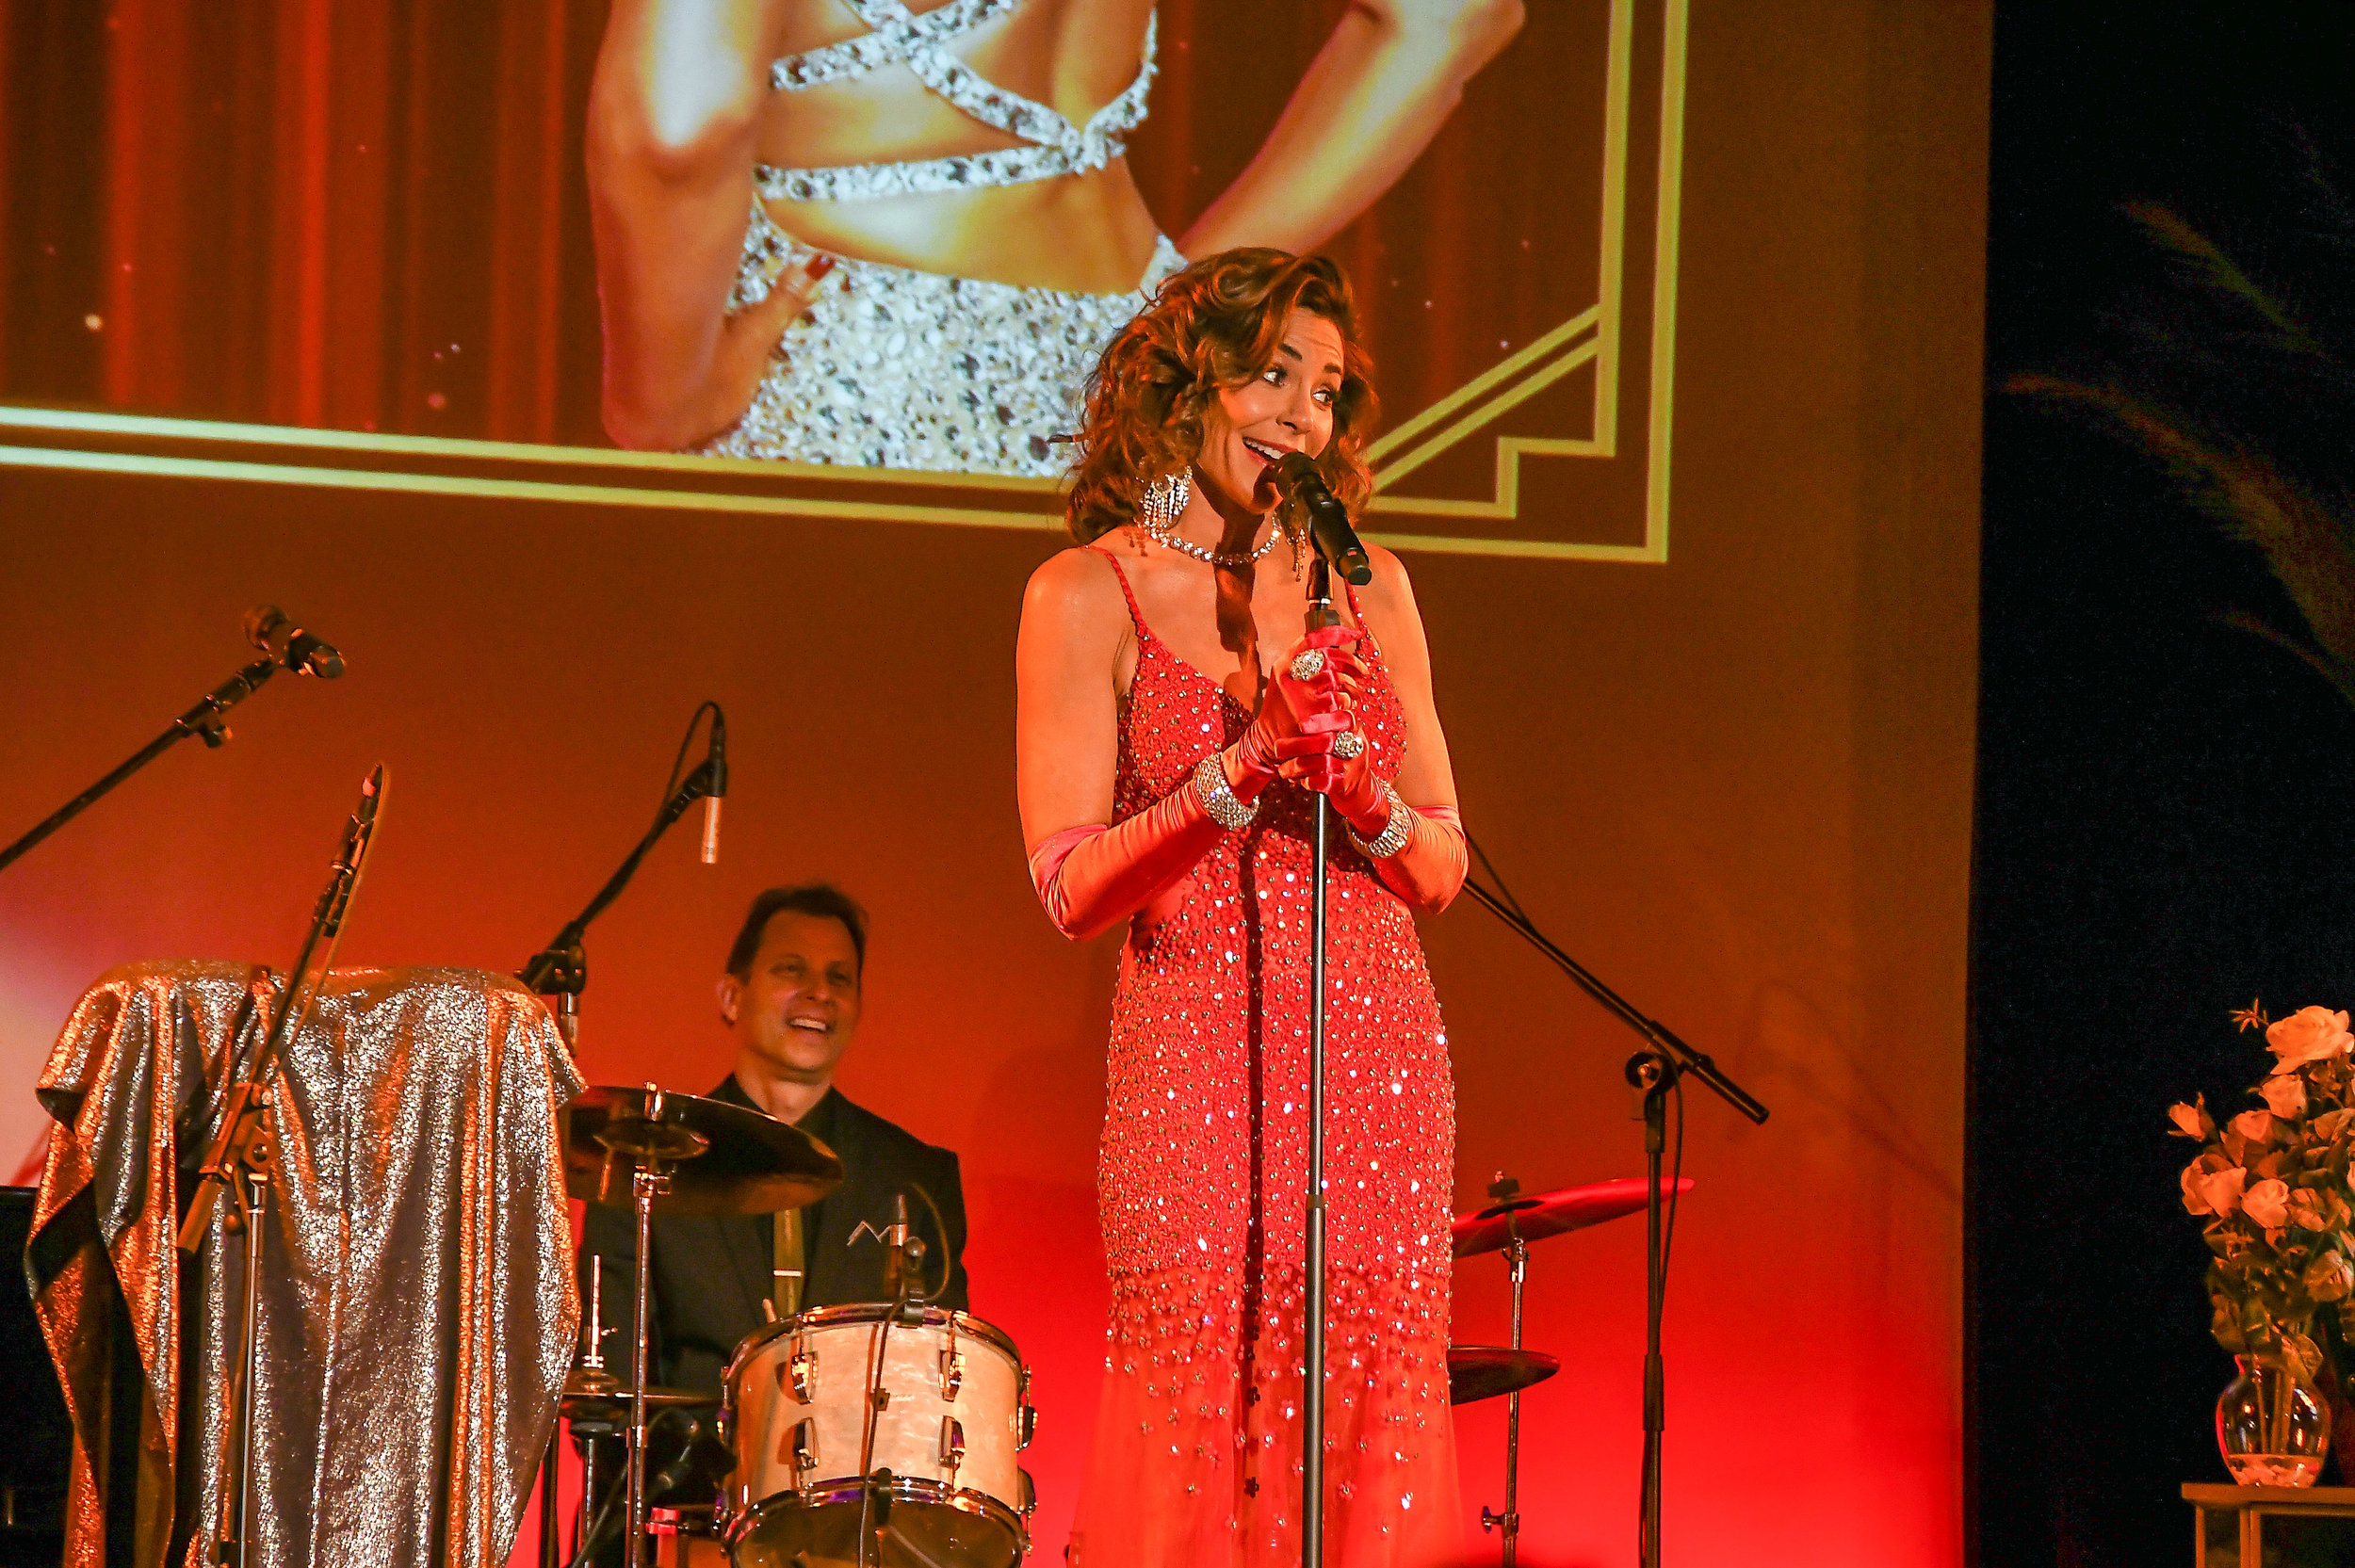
left=1018, top=1465, right=1036, bottom=1516
left=939, top=1348, right=965, bottom=1402
left=789, top=1416, right=819, bottom=1475
left=1017, top=1402, right=1037, bottom=1451
left=938, top=1415, right=965, bottom=1472
left=787, top=1343, right=816, bottom=1405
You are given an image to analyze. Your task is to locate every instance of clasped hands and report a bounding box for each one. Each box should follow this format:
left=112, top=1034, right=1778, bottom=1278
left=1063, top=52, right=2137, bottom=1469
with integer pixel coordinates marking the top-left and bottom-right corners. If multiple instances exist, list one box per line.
left=1230, top=625, right=1389, bottom=835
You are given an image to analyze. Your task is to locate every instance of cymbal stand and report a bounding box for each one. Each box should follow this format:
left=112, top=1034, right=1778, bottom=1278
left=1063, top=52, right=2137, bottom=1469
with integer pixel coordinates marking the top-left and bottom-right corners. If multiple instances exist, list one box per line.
left=625, top=1119, right=676, bottom=1568
left=1479, top=1174, right=1538, bottom=1565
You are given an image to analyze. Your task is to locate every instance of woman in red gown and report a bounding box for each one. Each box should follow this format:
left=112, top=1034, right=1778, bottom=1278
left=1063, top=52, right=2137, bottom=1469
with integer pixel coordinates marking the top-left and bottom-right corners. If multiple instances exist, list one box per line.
left=1015, top=249, right=1470, bottom=1564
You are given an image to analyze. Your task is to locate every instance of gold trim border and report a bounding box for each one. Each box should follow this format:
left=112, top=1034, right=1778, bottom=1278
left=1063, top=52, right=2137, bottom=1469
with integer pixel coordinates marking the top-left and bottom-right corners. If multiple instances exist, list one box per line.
left=0, top=0, right=1687, bottom=566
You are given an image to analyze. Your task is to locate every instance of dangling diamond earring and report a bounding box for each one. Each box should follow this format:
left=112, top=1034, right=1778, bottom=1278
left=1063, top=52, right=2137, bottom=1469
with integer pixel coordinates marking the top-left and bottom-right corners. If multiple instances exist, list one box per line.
left=1136, top=471, right=1191, bottom=534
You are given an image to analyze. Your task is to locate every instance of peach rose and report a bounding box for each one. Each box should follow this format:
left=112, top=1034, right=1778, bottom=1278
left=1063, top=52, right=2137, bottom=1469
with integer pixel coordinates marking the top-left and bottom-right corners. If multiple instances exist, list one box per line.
left=2168, top=1100, right=2217, bottom=1139
left=2184, top=1158, right=2248, bottom=1217
left=2261, top=1075, right=2309, bottom=1119
left=2267, top=1007, right=2355, bottom=1071
left=2245, top=1177, right=2293, bottom=1229
left=2233, top=1108, right=2278, bottom=1146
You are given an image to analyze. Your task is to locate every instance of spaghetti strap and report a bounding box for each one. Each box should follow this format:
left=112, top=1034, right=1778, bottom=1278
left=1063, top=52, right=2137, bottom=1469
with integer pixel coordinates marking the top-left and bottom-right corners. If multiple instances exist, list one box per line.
left=1340, top=577, right=1383, bottom=654
left=1088, top=544, right=1152, bottom=641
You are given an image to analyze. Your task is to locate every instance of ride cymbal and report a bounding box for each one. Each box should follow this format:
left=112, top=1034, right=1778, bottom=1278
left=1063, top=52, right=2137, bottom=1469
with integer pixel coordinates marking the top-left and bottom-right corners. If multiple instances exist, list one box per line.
left=561, top=1085, right=842, bottom=1216
left=1449, top=1175, right=1696, bottom=1258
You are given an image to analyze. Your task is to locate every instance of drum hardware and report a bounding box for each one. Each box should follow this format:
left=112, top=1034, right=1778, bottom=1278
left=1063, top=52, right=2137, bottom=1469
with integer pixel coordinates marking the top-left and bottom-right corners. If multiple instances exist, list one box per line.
left=1450, top=1172, right=1696, bottom=1567
left=939, top=1418, right=965, bottom=1471
left=647, top=1503, right=717, bottom=1568
left=940, top=1349, right=965, bottom=1401
left=563, top=1085, right=841, bottom=1568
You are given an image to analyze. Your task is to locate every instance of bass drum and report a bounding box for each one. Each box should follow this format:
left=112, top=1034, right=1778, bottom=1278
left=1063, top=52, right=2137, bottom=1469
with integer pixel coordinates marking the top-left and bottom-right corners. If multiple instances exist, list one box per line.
left=720, top=1304, right=1036, bottom=1567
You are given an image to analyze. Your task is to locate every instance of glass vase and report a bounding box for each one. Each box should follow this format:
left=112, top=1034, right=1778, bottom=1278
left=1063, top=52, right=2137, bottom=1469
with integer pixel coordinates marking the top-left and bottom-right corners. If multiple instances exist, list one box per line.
left=2217, top=1351, right=2331, bottom=1486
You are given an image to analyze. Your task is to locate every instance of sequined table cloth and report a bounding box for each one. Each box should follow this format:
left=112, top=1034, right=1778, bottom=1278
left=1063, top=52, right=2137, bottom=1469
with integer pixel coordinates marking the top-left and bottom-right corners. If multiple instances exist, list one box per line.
left=24, top=961, right=583, bottom=1568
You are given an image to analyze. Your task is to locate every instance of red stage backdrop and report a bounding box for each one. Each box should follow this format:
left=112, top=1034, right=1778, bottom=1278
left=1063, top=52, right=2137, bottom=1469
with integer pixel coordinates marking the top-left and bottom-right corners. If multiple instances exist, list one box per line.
left=0, top=2, right=1986, bottom=1562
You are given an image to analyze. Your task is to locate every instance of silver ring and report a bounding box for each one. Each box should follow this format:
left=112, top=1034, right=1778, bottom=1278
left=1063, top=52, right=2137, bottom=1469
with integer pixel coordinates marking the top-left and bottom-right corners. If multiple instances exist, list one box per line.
left=1333, top=730, right=1365, bottom=761
left=1289, top=649, right=1327, bottom=682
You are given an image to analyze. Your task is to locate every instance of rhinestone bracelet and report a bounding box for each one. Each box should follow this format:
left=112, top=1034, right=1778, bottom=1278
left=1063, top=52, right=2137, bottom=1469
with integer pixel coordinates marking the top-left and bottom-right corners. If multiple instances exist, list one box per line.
left=1192, top=752, right=1259, bottom=832
left=1347, top=785, right=1416, bottom=860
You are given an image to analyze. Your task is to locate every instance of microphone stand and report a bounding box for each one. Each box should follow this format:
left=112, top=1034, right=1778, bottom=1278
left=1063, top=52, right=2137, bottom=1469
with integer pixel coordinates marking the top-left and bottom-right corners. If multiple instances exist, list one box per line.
left=176, top=765, right=387, bottom=1568
left=519, top=705, right=723, bottom=1568
left=1301, top=558, right=1338, bottom=1568
left=517, top=709, right=724, bottom=1050
left=0, top=655, right=287, bottom=877
left=1457, top=878, right=1767, bottom=1568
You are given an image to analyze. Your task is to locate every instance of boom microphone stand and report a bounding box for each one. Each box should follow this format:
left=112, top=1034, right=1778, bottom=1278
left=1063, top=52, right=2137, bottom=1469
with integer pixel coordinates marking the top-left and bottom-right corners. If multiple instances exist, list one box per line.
left=0, top=606, right=344, bottom=878
left=176, top=763, right=387, bottom=1568
left=518, top=702, right=725, bottom=1051
left=1457, top=874, right=1768, bottom=1568
left=518, top=703, right=724, bottom=1568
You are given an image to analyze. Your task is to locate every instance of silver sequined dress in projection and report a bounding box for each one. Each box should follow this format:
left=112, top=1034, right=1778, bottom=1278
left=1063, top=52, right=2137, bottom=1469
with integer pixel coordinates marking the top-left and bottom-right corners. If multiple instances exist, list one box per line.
left=1068, top=555, right=1463, bottom=1566
left=697, top=0, right=1183, bottom=474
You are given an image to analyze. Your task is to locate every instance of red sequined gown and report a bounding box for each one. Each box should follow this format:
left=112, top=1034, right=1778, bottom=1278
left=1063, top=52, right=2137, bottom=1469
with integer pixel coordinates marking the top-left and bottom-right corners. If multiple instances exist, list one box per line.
left=1067, top=551, right=1462, bottom=1566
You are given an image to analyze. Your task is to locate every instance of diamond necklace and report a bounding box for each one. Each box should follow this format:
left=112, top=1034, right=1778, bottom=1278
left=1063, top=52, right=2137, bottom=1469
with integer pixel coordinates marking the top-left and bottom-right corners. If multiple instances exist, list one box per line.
left=1142, top=513, right=1287, bottom=569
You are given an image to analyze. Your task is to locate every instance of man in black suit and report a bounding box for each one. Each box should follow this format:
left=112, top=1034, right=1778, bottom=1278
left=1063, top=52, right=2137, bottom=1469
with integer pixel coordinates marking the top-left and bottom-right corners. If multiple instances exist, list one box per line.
left=579, top=883, right=969, bottom=1400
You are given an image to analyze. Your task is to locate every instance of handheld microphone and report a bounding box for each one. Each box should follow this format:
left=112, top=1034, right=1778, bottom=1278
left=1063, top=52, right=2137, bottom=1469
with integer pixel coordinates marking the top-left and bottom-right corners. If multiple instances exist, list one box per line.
left=1271, top=453, right=1372, bottom=586
left=244, top=606, right=345, bottom=678
left=700, top=706, right=727, bottom=865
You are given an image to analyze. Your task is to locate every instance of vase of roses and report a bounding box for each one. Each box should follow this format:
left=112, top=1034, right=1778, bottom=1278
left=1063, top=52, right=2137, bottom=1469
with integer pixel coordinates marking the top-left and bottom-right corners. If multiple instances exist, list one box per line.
left=2169, top=1003, right=2355, bottom=1485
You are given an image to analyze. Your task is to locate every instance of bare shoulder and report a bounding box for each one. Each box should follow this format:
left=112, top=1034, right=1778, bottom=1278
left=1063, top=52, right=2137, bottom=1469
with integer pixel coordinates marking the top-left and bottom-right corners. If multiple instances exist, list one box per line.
left=1354, top=542, right=1424, bottom=629
left=1022, top=542, right=1129, bottom=631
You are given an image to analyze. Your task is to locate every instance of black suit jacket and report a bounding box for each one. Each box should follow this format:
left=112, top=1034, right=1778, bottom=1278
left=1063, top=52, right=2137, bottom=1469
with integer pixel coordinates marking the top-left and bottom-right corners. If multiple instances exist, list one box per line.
left=578, top=1077, right=968, bottom=1398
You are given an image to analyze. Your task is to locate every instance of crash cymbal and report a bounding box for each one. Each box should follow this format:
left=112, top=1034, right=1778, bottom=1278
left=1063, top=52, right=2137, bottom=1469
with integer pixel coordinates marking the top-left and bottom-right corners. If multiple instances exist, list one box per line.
left=560, top=1367, right=713, bottom=1410
left=1450, top=1176, right=1696, bottom=1259
left=562, top=1085, right=842, bottom=1216
left=1446, top=1346, right=1560, bottom=1406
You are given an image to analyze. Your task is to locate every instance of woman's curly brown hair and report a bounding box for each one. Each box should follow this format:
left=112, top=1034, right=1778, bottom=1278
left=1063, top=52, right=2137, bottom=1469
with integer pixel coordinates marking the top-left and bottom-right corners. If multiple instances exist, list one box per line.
left=1064, top=248, right=1378, bottom=544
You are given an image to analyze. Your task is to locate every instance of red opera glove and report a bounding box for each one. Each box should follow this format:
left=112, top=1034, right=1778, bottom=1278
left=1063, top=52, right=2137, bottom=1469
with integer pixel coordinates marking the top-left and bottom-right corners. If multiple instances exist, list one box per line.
left=1030, top=628, right=1364, bottom=942
left=1028, top=782, right=1226, bottom=941
left=1348, top=793, right=1469, bottom=912
left=1234, top=625, right=1361, bottom=788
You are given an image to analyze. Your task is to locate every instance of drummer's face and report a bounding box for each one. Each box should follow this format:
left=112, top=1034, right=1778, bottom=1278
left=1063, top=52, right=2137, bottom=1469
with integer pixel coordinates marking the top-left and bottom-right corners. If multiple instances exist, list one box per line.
left=722, top=911, right=863, bottom=1081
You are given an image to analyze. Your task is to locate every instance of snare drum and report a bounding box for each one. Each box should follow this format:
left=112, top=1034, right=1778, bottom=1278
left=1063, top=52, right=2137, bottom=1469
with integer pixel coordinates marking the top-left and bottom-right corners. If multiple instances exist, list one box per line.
left=720, top=1304, right=1036, bottom=1567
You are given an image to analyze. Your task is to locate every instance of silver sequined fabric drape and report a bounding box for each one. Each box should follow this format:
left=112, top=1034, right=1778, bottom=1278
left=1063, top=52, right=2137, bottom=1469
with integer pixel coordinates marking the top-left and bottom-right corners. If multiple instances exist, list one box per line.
left=25, top=961, right=583, bottom=1568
